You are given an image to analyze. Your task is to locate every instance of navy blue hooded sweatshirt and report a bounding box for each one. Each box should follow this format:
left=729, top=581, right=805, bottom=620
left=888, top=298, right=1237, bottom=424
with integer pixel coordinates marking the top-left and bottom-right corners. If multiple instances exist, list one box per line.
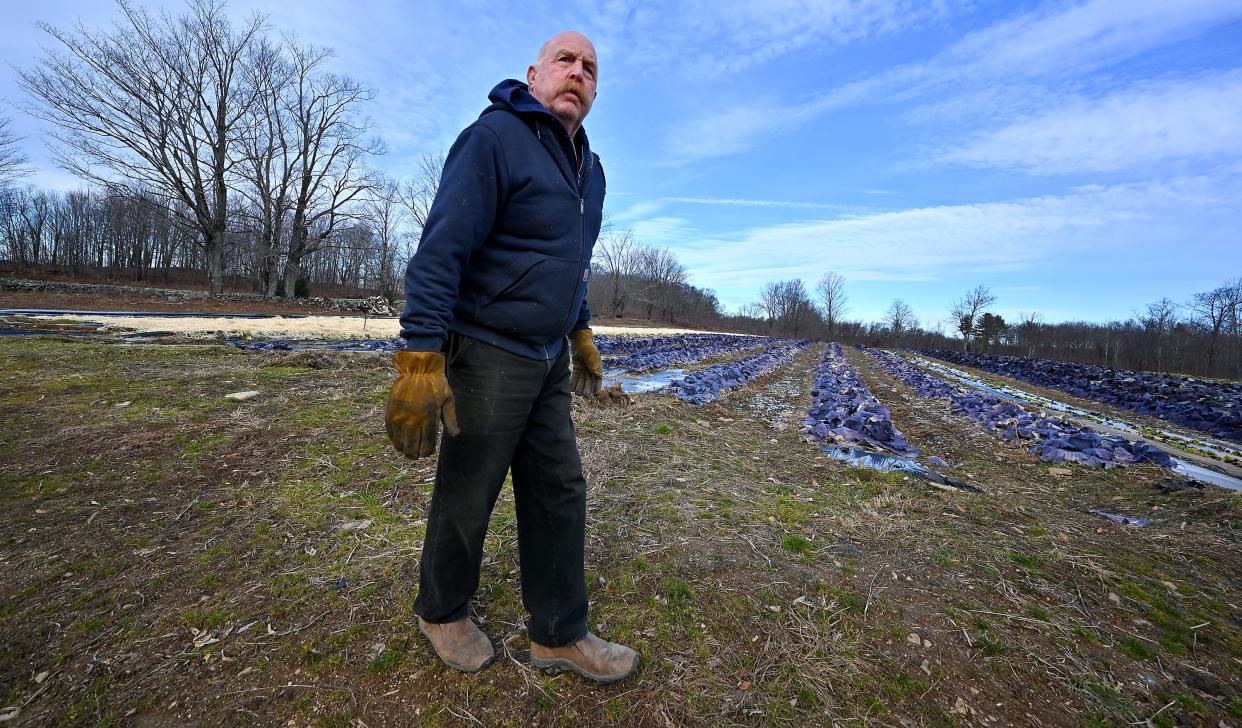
left=398, top=79, right=604, bottom=361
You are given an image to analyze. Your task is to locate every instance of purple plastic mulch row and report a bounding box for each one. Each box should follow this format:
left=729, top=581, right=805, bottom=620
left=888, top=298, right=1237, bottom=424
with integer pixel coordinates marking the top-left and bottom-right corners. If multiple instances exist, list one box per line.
left=862, top=346, right=1173, bottom=469
left=667, top=339, right=813, bottom=404
left=596, top=333, right=770, bottom=371
left=921, top=349, right=1242, bottom=443
left=800, top=343, right=919, bottom=458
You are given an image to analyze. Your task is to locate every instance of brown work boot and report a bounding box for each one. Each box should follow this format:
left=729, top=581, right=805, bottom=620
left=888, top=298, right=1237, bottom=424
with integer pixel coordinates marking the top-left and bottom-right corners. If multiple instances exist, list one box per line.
left=530, top=632, right=640, bottom=684
left=417, top=616, right=495, bottom=673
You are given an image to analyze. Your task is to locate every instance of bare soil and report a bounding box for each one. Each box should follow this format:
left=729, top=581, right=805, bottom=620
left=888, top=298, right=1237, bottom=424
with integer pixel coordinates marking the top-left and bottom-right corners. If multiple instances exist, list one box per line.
left=0, top=336, right=1239, bottom=727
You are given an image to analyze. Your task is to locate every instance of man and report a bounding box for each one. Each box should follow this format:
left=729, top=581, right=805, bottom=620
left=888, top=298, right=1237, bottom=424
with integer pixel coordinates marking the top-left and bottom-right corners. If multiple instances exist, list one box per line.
left=385, top=31, right=639, bottom=684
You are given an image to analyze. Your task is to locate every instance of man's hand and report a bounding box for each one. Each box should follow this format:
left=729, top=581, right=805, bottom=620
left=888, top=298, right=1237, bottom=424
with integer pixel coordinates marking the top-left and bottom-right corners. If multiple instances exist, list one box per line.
left=386, top=351, right=461, bottom=458
left=569, top=328, right=603, bottom=397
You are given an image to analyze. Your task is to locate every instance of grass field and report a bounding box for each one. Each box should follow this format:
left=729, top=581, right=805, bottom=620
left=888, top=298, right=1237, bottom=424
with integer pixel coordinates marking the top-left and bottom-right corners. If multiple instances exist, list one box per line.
left=1, top=338, right=1239, bottom=727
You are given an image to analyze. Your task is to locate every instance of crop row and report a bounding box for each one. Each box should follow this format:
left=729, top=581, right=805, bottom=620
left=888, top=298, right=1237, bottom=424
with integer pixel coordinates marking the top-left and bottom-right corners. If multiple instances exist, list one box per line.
left=596, top=333, right=770, bottom=372
left=800, top=343, right=919, bottom=457
left=865, top=347, right=1173, bottom=468
left=922, top=349, right=1242, bottom=443
left=668, top=339, right=813, bottom=404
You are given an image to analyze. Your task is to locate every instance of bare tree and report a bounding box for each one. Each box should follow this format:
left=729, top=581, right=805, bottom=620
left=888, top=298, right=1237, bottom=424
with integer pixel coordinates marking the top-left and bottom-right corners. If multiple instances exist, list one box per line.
left=19, top=0, right=265, bottom=295
left=0, top=116, right=31, bottom=185
left=361, top=174, right=407, bottom=298
left=594, top=228, right=644, bottom=317
left=235, top=35, right=295, bottom=296
left=275, top=41, right=379, bottom=298
left=1015, top=311, right=1043, bottom=357
left=815, top=271, right=848, bottom=339
left=1188, top=284, right=1239, bottom=370
left=1139, top=297, right=1178, bottom=372
left=776, top=279, right=817, bottom=337
left=637, top=246, right=687, bottom=321
left=950, top=284, right=996, bottom=351
left=886, top=298, right=917, bottom=338
left=400, top=151, right=446, bottom=240
left=752, top=279, right=818, bottom=336
left=1230, top=279, right=1242, bottom=379
left=757, top=281, right=781, bottom=334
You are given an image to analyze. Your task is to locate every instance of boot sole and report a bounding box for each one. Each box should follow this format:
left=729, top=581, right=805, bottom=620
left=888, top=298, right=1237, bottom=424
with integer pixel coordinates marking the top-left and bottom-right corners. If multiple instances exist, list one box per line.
left=531, top=654, right=640, bottom=684
left=418, top=622, right=496, bottom=673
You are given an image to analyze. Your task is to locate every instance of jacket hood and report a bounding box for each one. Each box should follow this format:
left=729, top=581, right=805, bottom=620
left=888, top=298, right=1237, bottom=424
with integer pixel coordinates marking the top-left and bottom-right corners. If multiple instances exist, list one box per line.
left=485, top=79, right=592, bottom=152
left=487, top=79, right=557, bottom=119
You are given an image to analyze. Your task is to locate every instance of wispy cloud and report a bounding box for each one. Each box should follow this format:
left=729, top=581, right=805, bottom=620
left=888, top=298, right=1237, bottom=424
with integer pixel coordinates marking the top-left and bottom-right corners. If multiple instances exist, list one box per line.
left=664, top=196, right=846, bottom=210
left=588, top=0, right=963, bottom=78
left=939, top=70, right=1242, bottom=174
left=610, top=195, right=849, bottom=222
left=663, top=0, right=1242, bottom=164
left=634, top=174, right=1240, bottom=307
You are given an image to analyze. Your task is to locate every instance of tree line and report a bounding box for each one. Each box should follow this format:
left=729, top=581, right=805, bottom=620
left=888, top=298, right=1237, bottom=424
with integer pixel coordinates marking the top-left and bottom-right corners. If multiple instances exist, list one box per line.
left=857, top=283, right=1242, bottom=380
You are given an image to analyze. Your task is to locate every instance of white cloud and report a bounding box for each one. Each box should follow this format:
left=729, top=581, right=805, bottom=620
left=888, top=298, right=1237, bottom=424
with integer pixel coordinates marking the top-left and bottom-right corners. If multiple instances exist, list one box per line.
left=627, top=174, right=1240, bottom=308
left=940, top=71, right=1242, bottom=173
left=664, top=196, right=847, bottom=210
left=610, top=199, right=665, bottom=222
left=588, top=0, right=962, bottom=78
left=662, top=0, right=1242, bottom=164
left=947, top=0, right=1242, bottom=80
left=611, top=195, right=848, bottom=223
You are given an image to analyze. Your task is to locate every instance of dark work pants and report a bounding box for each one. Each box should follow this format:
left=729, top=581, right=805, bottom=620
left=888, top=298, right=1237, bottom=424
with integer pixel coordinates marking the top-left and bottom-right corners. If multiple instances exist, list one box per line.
left=413, top=331, right=589, bottom=647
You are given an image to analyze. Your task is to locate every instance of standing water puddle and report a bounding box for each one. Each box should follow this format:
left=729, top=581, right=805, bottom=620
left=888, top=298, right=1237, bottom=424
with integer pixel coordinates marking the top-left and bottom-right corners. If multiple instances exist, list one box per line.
left=602, top=368, right=685, bottom=394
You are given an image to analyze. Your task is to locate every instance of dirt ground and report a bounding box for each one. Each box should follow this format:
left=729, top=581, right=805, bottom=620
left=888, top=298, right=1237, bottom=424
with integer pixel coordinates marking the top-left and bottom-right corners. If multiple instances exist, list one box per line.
left=1, top=330, right=1240, bottom=726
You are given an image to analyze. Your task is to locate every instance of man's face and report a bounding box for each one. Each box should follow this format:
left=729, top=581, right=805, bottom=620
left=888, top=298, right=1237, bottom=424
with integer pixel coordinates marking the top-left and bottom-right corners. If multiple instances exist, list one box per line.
left=527, top=32, right=598, bottom=133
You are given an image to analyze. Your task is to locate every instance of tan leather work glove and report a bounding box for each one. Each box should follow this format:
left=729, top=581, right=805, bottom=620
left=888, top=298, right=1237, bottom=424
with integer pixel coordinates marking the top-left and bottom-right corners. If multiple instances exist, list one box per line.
left=385, top=350, right=461, bottom=458
left=568, top=328, right=603, bottom=397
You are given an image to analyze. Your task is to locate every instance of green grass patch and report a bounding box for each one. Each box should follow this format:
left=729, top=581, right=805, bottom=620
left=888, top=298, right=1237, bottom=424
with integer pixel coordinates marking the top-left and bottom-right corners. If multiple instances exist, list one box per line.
left=780, top=534, right=815, bottom=557
left=663, top=577, right=694, bottom=606
left=1118, top=636, right=1154, bottom=661
left=366, top=637, right=410, bottom=674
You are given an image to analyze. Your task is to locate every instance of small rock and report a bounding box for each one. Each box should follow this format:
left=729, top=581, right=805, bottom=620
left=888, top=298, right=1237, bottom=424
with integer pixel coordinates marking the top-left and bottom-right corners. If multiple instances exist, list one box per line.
left=920, top=659, right=931, bottom=675
left=1049, top=467, right=1073, bottom=477
left=951, top=697, right=972, bottom=715
left=1108, top=592, right=1121, bottom=605
left=114, top=401, right=131, bottom=408
left=907, top=632, right=921, bottom=645
left=224, top=390, right=260, bottom=401
left=34, top=671, right=48, bottom=684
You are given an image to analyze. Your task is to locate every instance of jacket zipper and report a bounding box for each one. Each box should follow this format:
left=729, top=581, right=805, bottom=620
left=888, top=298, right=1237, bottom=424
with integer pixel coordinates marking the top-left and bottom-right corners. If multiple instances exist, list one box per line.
left=566, top=143, right=592, bottom=337
left=541, top=122, right=593, bottom=342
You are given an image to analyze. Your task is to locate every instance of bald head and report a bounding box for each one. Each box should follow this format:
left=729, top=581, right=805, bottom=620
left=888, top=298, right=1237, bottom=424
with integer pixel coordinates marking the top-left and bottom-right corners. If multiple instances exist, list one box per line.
left=527, top=31, right=598, bottom=138
left=535, top=31, right=596, bottom=65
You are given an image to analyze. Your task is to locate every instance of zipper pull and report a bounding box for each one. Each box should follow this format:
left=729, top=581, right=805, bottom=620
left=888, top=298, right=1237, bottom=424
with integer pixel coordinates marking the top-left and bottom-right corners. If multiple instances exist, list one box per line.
left=580, top=198, right=584, bottom=214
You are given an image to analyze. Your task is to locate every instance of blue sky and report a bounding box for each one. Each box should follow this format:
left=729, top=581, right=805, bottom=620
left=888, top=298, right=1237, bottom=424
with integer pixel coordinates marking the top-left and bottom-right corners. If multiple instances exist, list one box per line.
left=3, top=0, right=1241, bottom=327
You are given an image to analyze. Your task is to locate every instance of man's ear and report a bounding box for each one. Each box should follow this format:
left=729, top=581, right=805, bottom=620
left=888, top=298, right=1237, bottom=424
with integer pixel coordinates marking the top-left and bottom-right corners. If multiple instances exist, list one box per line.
left=526, top=65, right=537, bottom=86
